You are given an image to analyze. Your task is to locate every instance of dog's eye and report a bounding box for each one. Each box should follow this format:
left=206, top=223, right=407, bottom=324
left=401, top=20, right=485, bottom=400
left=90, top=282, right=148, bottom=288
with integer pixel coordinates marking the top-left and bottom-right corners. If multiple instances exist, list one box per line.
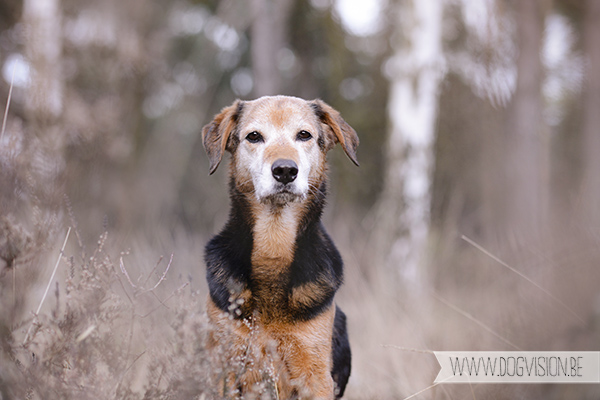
left=246, top=131, right=263, bottom=143
left=297, top=130, right=312, bottom=141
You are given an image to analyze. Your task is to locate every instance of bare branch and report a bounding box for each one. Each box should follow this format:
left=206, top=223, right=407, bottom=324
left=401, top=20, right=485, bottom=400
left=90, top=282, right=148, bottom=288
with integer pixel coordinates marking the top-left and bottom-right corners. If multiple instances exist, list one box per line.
left=136, top=282, right=189, bottom=319
left=0, top=62, right=15, bottom=142
left=380, top=345, right=434, bottom=355
left=119, top=257, right=137, bottom=289
left=462, top=235, right=585, bottom=324
left=148, top=253, right=173, bottom=292
left=432, top=291, right=522, bottom=351
left=401, top=375, right=455, bottom=400
left=142, top=255, right=163, bottom=287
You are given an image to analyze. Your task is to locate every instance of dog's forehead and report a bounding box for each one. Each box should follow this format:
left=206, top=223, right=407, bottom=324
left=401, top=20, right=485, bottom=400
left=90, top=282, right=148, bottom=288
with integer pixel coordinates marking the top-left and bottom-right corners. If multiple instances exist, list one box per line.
left=240, top=96, right=318, bottom=133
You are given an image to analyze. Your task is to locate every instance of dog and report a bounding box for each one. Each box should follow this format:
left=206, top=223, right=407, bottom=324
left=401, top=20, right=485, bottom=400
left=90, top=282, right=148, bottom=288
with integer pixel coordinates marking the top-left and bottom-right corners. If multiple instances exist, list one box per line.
left=202, top=95, right=358, bottom=399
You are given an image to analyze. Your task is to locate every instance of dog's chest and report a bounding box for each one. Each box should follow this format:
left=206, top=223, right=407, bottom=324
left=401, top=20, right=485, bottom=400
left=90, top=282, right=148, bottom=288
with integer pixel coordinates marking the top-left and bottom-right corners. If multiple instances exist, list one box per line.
left=250, top=204, right=302, bottom=311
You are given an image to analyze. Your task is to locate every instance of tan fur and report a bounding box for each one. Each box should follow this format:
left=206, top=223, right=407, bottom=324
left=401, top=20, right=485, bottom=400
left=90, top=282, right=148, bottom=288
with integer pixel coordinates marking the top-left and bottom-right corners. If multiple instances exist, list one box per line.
left=230, top=154, right=255, bottom=194
left=263, top=142, right=300, bottom=165
left=250, top=201, right=303, bottom=323
left=251, top=202, right=301, bottom=268
left=267, top=107, right=290, bottom=129
left=289, top=277, right=333, bottom=310
left=202, top=102, right=241, bottom=174
left=312, top=100, right=359, bottom=166
left=207, top=298, right=335, bottom=399
left=308, top=156, right=329, bottom=195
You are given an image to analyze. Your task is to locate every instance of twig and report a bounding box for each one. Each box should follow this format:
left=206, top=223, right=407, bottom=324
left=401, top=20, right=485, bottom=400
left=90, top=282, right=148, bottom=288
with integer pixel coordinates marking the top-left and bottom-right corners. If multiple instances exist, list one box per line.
left=76, top=325, right=96, bottom=342
left=121, top=253, right=173, bottom=296
left=381, top=345, right=434, bottom=354
left=119, top=257, right=137, bottom=289
left=136, top=282, right=189, bottom=319
left=402, top=375, right=455, bottom=400
left=142, top=255, right=163, bottom=287
left=125, top=308, right=135, bottom=367
left=469, top=380, right=477, bottom=400
left=383, top=345, right=459, bottom=399
left=148, top=253, right=173, bottom=292
left=64, top=194, right=84, bottom=251
left=13, top=267, right=16, bottom=309
left=123, top=350, right=146, bottom=376
left=461, top=235, right=585, bottom=324
left=1, top=61, right=15, bottom=142
left=150, top=290, right=171, bottom=310
left=114, top=273, right=134, bottom=305
left=432, top=292, right=522, bottom=351
left=114, top=350, right=146, bottom=396
left=23, top=227, right=71, bottom=345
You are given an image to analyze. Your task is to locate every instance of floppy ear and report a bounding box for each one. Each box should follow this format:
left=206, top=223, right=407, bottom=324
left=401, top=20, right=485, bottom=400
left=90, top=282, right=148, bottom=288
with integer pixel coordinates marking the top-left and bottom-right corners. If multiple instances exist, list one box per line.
left=310, top=99, right=359, bottom=166
left=202, top=100, right=244, bottom=174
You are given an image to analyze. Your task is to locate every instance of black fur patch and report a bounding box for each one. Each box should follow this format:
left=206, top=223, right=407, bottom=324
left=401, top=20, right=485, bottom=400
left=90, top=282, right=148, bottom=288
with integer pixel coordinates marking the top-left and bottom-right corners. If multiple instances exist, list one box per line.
left=233, top=100, right=244, bottom=122
left=286, top=219, right=343, bottom=321
left=332, top=306, right=351, bottom=398
left=204, top=178, right=254, bottom=315
left=311, top=101, right=332, bottom=152
left=225, top=102, right=244, bottom=153
left=310, top=101, right=326, bottom=121
left=317, top=134, right=326, bottom=151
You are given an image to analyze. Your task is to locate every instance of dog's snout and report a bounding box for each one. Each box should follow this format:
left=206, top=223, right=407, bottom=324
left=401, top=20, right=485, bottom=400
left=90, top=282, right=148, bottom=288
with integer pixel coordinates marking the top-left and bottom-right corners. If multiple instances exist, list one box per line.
left=271, top=159, right=298, bottom=185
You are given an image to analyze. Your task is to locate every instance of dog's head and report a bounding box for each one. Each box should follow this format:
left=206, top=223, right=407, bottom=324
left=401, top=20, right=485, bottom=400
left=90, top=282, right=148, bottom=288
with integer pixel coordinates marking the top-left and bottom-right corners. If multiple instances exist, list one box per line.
left=202, top=96, right=358, bottom=205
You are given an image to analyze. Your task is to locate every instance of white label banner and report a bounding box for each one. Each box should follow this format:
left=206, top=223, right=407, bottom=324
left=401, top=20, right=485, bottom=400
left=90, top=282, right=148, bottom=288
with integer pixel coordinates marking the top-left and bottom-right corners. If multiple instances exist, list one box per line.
left=434, top=352, right=600, bottom=383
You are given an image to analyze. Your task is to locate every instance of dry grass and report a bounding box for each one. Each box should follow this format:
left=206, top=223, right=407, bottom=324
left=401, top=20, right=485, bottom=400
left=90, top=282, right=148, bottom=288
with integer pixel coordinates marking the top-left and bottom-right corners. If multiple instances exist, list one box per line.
left=0, top=182, right=599, bottom=400
left=335, top=222, right=600, bottom=400
left=0, top=226, right=292, bottom=399
left=0, top=209, right=599, bottom=399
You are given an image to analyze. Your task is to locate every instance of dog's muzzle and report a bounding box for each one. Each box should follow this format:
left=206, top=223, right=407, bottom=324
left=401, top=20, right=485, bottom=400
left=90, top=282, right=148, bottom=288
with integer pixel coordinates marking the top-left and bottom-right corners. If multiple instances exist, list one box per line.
left=271, top=159, right=298, bottom=185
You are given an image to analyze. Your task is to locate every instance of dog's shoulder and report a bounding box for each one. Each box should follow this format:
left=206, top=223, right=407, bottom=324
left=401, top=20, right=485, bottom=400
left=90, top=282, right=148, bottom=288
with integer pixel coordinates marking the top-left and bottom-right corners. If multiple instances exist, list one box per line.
left=287, top=221, right=344, bottom=320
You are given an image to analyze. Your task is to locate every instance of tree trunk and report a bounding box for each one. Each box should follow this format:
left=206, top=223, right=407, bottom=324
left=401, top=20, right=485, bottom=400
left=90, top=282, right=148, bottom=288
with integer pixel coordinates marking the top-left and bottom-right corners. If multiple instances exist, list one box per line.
left=370, top=0, right=444, bottom=290
left=22, top=0, right=64, bottom=210
left=24, top=0, right=63, bottom=123
left=581, top=0, right=600, bottom=226
left=503, top=0, right=547, bottom=239
left=250, top=0, right=293, bottom=97
left=0, top=0, right=64, bottom=322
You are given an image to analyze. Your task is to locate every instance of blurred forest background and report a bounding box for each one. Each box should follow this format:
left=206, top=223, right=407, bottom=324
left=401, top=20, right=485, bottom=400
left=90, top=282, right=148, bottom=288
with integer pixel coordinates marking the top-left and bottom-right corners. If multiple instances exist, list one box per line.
left=1, top=0, right=600, bottom=398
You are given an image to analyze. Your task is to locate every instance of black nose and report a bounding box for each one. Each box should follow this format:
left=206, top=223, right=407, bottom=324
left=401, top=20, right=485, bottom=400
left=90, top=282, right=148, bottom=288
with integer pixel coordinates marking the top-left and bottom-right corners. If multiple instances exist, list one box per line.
left=271, top=159, right=298, bottom=185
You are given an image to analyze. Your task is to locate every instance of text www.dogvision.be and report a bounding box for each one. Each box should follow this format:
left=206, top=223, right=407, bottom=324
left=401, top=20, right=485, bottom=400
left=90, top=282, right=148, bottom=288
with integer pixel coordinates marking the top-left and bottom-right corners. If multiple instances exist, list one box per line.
left=433, top=352, right=600, bottom=383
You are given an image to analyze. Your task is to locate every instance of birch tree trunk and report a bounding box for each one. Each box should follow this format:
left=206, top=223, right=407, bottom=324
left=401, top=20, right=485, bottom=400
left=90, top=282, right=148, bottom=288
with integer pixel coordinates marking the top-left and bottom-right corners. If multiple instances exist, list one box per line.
left=24, top=0, right=62, bottom=124
left=22, top=0, right=64, bottom=210
left=0, top=0, right=64, bottom=314
left=581, top=0, right=600, bottom=226
left=371, top=0, right=444, bottom=289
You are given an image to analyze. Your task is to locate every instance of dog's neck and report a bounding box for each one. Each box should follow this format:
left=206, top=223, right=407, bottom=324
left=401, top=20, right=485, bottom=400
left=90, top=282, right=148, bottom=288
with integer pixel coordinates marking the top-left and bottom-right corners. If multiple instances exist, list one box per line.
left=250, top=201, right=302, bottom=271
left=229, top=178, right=327, bottom=261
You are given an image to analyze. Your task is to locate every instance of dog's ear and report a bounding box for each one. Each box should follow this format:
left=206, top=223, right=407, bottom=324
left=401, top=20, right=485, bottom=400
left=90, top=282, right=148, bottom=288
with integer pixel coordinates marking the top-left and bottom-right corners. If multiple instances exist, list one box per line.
left=202, top=100, right=244, bottom=174
left=310, top=99, right=359, bottom=166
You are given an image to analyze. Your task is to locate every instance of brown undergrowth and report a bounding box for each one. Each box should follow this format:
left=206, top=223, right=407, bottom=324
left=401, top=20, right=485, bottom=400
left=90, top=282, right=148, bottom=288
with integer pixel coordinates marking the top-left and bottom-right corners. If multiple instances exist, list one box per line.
left=0, top=228, right=287, bottom=400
